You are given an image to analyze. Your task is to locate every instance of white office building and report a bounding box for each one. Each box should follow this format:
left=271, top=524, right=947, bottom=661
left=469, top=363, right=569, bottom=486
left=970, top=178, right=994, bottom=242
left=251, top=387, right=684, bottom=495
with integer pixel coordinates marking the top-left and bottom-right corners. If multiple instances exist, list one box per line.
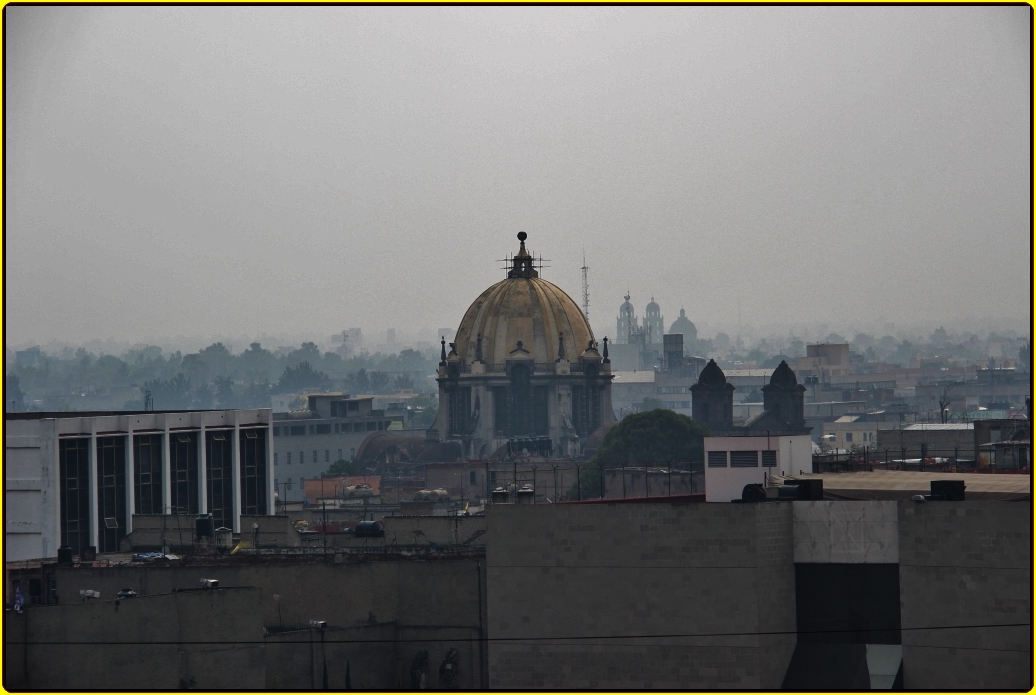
left=5, top=409, right=273, bottom=562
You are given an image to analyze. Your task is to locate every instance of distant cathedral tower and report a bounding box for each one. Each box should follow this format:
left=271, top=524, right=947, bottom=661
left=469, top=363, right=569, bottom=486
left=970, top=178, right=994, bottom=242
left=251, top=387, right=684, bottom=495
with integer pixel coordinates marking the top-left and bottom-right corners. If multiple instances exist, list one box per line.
left=616, top=293, right=636, bottom=344
left=644, top=297, right=664, bottom=345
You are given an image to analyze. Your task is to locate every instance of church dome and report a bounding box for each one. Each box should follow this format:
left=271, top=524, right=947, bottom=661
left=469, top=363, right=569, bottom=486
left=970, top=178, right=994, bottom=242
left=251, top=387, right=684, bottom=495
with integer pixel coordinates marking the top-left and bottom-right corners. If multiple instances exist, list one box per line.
left=768, top=360, right=799, bottom=388
left=454, top=233, right=594, bottom=365
left=668, top=308, right=697, bottom=339
left=646, top=296, right=659, bottom=311
left=696, top=359, right=727, bottom=388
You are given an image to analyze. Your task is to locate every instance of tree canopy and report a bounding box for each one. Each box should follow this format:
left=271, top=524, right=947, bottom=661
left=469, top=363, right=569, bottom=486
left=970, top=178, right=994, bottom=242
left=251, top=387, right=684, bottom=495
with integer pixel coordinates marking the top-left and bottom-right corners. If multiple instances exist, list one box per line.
left=593, top=409, right=708, bottom=467
left=568, top=409, right=709, bottom=500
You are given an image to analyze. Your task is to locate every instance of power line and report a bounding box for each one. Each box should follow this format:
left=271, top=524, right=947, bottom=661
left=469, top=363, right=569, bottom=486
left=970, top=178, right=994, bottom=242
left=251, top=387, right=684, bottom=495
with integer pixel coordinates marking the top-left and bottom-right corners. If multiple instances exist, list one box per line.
left=14, top=621, right=1029, bottom=647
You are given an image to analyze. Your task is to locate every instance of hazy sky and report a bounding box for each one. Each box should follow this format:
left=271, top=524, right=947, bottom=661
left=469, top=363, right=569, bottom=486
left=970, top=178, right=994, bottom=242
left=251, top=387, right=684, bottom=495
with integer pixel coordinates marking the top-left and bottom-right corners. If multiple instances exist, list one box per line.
left=5, top=6, right=1031, bottom=349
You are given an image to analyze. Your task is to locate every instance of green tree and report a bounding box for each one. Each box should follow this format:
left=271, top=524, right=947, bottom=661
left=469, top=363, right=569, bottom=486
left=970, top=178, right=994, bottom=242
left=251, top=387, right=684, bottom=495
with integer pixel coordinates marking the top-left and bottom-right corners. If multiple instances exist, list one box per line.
left=326, top=459, right=362, bottom=476
left=570, top=409, right=708, bottom=499
left=274, top=361, right=331, bottom=394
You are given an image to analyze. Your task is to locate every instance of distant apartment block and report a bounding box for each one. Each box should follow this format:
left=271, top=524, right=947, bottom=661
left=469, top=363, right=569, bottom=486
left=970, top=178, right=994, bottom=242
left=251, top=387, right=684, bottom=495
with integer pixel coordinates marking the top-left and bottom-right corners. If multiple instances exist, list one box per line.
left=272, top=394, right=404, bottom=496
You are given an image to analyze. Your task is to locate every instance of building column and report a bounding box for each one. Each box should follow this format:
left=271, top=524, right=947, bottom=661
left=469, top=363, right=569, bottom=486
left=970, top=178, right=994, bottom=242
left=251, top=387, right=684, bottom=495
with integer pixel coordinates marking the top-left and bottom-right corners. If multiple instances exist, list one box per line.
left=266, top=415, right=276, bottom=515
left=88, top=427, right=99, bottom=552
left=162, top=419, right=172, bottom=514
left=232, top=414, right=242, bottom=533
left=198, top=422, right=208, bottom=515
left=125, top=425, right=135, bottom=535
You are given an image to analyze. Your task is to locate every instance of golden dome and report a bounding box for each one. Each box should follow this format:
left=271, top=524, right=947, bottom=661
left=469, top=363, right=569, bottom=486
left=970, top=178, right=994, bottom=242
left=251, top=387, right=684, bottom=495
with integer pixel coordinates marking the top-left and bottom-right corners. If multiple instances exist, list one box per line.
left=453, top=234, right=594, bottom=366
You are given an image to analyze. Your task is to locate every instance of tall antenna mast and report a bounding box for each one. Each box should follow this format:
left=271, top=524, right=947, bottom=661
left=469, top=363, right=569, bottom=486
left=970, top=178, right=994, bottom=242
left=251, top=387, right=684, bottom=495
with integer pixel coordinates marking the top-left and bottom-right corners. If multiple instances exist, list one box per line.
left=580, top=249, right=590, bottom=319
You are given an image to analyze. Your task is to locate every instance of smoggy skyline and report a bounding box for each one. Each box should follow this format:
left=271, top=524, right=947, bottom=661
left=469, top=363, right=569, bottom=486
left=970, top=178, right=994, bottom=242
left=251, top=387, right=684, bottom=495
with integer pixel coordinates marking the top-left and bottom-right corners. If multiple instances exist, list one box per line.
left=5, top=6, right=1031, bottom=349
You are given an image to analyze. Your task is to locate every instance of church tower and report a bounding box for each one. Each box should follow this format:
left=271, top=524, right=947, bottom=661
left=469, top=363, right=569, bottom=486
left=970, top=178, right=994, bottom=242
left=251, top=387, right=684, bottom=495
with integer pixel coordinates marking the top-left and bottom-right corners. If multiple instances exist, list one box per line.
left=690, top=359, right=735, bottom=431
left=616, top=293, right=636, bottom=344
left=643, top=297, right=664, bottom=346
left=762, top=360, right=806, bottom=429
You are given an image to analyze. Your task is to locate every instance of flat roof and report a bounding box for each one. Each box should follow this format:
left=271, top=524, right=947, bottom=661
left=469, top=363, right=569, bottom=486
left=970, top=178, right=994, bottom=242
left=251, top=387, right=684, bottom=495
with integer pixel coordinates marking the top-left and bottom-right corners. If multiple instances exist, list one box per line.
left=902, top=423, right=973, bottom=431
left=611, top=371, right=657, bottom=383
left=5, top=408, right=268, bottom=420
left=783, top=470, right=1029, bottom=500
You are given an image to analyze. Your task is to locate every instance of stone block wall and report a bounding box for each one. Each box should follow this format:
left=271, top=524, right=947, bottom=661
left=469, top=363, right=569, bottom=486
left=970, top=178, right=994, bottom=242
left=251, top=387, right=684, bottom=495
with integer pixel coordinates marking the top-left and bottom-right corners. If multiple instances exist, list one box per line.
left=3, top=587, right=264, bottom=690
left=898, top=500, right=1031, bottom=690
left=486, top=502, right=796, bottom=689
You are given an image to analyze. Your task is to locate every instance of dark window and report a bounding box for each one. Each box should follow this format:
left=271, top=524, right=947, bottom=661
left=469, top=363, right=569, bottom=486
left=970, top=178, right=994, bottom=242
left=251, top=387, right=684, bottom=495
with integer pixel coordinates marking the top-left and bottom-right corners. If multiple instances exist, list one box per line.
left=730, top=450, right=758, bottom=467
left=448, top=387, right=472, bottom=436
left=290, top=425, right=305, bottom=436
left=312, top=450, right=317, bottom=464
left=240, top=428, right=267, bottom=516
left=366, top=422, right=377, bottom=431
left=489, top=470, right=497, bottom=486
left=337, top=449, right=343, bottom=461
left=169, top=432, right=199, bottom=514
left=59, top=438, right=91, bottom=555
left=762, top=450, right=777, bottom=467
left=572, top=365, right=603, bottom=437
left=273, top=427, right=281, bottom=437
left=96, top=436, right=127, bottom=554
left=287, top=452, right=292, bottom=465
left=469, top=471, right=477, bottom=485
left=708, top=451, right=728, bottom=468
left=134, top=434, right=163, bottom=514
left=845, top=432, right=853, bottom=443
left=325, top=450, right=329, bottom=463
left=316, top=424, right=331, bottom=435
left=533, top=386, right=549, bottom=435
left=206, top=431, right=233, bottom=530
left=509, top=363, right=533, bottom=435
left=493, top=387, right=509, bottom=435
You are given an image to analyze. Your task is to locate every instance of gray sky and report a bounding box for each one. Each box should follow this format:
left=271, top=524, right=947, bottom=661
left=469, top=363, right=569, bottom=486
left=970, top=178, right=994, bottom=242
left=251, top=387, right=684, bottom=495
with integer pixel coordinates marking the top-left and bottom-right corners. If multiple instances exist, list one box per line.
left=5, top=6, right=1031, bottom=349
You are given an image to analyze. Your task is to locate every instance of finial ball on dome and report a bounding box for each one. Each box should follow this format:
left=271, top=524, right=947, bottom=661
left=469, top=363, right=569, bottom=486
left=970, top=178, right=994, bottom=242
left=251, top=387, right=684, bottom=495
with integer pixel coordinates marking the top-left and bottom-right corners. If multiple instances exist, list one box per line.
left=517, top=231, right=527, bottom=241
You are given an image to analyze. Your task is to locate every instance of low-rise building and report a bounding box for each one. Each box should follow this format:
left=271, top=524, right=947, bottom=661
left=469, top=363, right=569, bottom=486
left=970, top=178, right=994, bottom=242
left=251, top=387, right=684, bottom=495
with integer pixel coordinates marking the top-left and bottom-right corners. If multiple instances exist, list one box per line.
left=703, top=433, right=814, bottom=502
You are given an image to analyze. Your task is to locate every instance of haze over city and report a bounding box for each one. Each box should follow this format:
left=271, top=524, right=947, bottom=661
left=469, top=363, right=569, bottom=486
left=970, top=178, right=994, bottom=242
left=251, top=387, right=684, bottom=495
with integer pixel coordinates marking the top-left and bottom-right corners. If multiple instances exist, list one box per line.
left=5, top=6, right=1031, bottom=352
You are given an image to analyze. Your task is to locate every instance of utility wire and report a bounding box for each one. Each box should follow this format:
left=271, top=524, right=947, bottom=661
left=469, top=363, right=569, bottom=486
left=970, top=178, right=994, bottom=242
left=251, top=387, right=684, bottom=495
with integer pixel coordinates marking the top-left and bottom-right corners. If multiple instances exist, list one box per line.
left=15, top=622, right=1030, bottom=647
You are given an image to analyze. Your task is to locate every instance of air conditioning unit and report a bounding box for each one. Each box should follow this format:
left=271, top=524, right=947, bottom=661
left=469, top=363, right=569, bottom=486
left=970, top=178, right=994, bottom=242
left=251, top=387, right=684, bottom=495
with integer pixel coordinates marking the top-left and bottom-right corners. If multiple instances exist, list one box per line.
left=309, top=620, right=327, bottom=630
left=79, top=589, right=101, bottom=599
left=199, top=578, right=219, bottom=589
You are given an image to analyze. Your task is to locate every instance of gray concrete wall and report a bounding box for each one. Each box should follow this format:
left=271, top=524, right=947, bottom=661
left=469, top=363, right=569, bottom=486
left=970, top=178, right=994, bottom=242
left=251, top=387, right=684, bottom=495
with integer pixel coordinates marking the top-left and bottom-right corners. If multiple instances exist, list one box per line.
left=127, top=514, right=302, bottom=550
left=898, top=500, right=1031, bottom=690
left=265, top=623, right=399, bottom=690
left=25, top=555, right=486, bottom=690
left=486, top=502, right=797, bottom=689
left=381, top=514, right=488, bottom=546
left=793, top=501, right=899, bottom=563
left=3, top=587, right=264, bottom=691
left=49, top=556, right=483, bottom=630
